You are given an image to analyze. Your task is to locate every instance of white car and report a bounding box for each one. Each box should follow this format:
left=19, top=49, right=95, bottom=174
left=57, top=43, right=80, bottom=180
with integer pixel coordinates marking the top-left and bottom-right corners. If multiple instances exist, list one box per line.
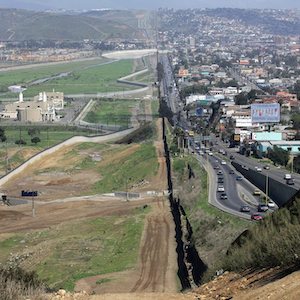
left=256, top=167, right=262, bottom=172
left=284, top=174, right=292, bottom=180
left=208, top=152, right=213, bottom=156
left=217, top=185, right=225, bottom=192
left=221, top=160, right=226, bottom=165
left=267, top=201, right=276, bottom=208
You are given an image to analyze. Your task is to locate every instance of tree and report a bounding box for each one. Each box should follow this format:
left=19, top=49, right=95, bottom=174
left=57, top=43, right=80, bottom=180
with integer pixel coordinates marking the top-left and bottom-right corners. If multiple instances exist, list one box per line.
left=179, top=85, right=209, bottom=99
left=28, top=128, right=40, bottom=137
left=15, top=139, right=26, bottom=145
left=267, top=146, right=289, bottom=166
left=291, top=114, right=300, bottom=130
left=31, top=137, right=41, bottom=144
left=0, top=127, right=6, bottom=142
left=294, top=81, right=300, bottom=100
left=234, top=92, right=248, bottom=105
left=293, top=155, right=300, bottom=174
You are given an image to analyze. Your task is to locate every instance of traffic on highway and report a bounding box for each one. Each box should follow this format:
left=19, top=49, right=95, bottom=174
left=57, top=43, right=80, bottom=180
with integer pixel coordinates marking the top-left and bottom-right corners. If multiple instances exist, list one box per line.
left=194, top=143, right=277, bottom=220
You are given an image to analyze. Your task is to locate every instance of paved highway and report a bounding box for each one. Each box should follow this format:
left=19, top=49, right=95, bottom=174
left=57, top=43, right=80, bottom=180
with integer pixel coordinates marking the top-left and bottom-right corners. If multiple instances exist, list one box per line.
left=195, top=150, right=270, bottom=220
left=215, top=139, right=300, bottom=189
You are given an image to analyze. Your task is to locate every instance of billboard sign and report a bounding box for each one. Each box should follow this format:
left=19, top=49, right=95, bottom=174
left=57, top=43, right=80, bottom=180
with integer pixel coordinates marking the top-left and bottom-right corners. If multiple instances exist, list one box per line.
left=251, top=103, right=280, bottom=123
left=21, top=190, right=38, bottom=197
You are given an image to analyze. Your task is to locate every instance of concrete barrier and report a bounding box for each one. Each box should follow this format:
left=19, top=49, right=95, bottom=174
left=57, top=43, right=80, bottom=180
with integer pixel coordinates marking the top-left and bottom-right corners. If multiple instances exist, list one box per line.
left=232, top=162, right=298, bottom=207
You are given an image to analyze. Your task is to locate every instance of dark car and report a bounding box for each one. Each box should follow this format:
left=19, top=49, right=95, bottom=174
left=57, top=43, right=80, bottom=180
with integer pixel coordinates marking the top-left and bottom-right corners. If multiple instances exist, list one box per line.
left=220, top=193, right=227, bottom=200
left=257, top=204, right=269, bottom=212
left=217, top=170, right=223, bottom=175
left=229, top=170, right=235, bottom=174
left=218, top=178, right=224, bottom=183
left=230, top=155, right=235, bottom=160
left=236, top=176, right=243, bottom=181
left=263, top=165, right=270, bottom=170
left=286, top=179, right=295, bottom=185
left=251, top=213, right=263, bottom=221
left=240, top=205, right=251, bottom=213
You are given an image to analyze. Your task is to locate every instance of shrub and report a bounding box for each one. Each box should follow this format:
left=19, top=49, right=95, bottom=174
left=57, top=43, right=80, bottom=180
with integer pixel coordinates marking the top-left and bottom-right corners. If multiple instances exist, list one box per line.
left=15, top=139, right=26, bottom=145
left=0, top=267, right=46, bottom=300
left=31, top=137, right=41, bottom=144
left=223, top=195, right=300, bottom=272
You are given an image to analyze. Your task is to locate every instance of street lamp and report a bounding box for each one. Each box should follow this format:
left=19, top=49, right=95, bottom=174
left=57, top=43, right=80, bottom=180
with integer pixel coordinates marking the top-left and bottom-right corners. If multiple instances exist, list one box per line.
left=265, top=171, right=269, bottom=205
left=126, top=177, right=132, bottom=201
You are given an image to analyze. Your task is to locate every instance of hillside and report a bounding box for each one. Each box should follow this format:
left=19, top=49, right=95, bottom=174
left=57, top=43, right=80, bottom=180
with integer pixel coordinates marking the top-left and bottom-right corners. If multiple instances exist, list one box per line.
left=0, top=8, right=142, bottom=41
left=223, top=190, right=300, bottom=272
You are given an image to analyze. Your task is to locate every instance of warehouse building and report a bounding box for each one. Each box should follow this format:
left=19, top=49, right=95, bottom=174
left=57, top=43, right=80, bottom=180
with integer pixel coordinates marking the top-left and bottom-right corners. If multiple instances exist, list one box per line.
left=0, top=91, right=64, bottom=122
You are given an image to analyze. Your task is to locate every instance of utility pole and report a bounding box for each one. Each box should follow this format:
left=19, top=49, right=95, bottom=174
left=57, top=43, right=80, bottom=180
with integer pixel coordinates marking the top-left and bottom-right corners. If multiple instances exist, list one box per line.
left=126, top=177, right=131, bottom=202
left=5, top=140, right=8, bottom=174
left=265, top=172, right=269, bottom=204
left=32, top=196, right=35, bottom=217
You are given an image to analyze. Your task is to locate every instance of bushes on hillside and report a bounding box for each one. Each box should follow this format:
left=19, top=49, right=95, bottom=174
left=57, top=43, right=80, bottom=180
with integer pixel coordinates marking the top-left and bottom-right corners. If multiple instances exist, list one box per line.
left=116, top=123, right=154, bottom=144
left=0, top=267, right=46, bottom=300
left=223, top=196, right=300, bottom=272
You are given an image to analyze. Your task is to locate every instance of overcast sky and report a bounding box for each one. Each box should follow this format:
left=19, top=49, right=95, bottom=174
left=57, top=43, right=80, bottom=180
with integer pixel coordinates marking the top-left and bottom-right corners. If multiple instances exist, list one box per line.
left=1, top=0, right=300, bottom=10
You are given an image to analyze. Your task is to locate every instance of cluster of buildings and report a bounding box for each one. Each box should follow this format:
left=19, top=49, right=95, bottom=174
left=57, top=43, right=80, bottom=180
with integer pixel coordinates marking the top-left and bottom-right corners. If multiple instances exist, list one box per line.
left=0, top=47, right=97, bottom=63
left=0, top=89, right=64, bottom=122
left=158, top=8, right=300, bottom=159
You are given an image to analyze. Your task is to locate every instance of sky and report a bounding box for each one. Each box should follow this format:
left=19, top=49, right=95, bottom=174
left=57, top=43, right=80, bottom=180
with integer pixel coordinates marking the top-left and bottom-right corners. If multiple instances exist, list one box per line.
left=0, top=0, right=300, bottom=10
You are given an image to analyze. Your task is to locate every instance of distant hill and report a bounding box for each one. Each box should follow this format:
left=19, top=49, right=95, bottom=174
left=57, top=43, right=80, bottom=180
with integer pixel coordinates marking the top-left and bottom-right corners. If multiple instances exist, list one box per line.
left=0, top=8, right=142, bottom=41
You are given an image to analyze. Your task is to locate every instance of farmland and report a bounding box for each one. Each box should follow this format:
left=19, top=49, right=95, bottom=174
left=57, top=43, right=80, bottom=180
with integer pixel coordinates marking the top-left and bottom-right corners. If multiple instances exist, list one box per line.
left=0, top=59, right=140, bottom=98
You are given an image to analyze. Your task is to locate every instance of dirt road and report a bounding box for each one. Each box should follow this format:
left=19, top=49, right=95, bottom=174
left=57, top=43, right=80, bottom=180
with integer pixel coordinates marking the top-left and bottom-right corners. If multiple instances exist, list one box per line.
left=75, top=197, right=178, bottom=294
left=131, top=198, right=177, bottom=293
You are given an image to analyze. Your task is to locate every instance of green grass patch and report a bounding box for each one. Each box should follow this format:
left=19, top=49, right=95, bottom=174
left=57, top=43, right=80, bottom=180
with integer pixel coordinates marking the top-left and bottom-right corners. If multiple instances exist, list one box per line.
left=0, top=126, right=97, bottom=175
left=0, top=206, right=149, bottom=291
left=84, top=99, right=137, bottom=127
left=130, top=71, right=154, bottom=83
left=92, top=143, right=158, bottom=193
left=96, top=278, right=111, bottom=285
left=1, top=127, right=95, bottom=148
left=0, top=236, right=24, bottom=262
left=151, top=99, right=159, bottom=116
left=22, top=60, right=137, bottom=97
left=0, top=58, right=108, bottom=96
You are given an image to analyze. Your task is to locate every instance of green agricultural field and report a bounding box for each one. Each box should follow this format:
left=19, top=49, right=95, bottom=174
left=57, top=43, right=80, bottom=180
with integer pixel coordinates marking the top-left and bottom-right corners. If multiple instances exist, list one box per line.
left=84, top=99, right=138, bottom=126
left=0, top=59, right=141, bottom=98
left=22, top=59, right=136, bottom=97
left=0, top=206, right=149, bottom=290
left=0, top=58, right=108, bottom=94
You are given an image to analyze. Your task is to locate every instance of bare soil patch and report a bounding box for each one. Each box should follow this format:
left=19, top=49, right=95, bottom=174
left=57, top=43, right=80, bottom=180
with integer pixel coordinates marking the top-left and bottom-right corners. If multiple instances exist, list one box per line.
left=0, top=198, right=153, bottom=234
left=75, top=197, right=177, bottom=294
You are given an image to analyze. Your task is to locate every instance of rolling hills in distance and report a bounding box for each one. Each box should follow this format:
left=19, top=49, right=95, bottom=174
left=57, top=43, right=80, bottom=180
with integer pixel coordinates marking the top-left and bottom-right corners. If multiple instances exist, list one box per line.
left=0, top=8, right=143, bottom=41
